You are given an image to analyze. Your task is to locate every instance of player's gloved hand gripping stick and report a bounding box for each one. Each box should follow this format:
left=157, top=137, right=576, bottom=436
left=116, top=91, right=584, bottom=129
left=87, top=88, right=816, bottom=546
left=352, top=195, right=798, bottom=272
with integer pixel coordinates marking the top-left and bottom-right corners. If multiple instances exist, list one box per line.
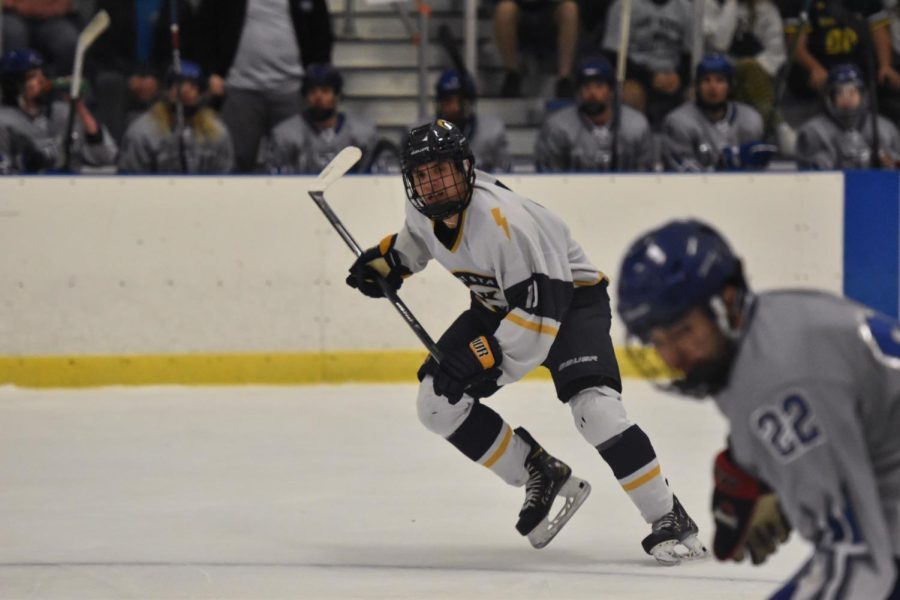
left=712, top=448, right=791, bottom=564
left=307, top=146, right=445, bottom=364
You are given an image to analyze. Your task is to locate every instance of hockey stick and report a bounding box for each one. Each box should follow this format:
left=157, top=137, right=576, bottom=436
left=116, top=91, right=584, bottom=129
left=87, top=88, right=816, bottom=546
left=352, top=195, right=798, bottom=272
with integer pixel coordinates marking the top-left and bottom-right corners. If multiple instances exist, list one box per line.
left=169, top=0, right=189, bottom=173
left=437, top=23, right=468, bottom=80
left=767, top=0, right=814, bottom=141
left=62, top=9, right=110, bottom=172
left=308, top=146, right=445, bottom=363
left=610, top=0, right=632, bottom=171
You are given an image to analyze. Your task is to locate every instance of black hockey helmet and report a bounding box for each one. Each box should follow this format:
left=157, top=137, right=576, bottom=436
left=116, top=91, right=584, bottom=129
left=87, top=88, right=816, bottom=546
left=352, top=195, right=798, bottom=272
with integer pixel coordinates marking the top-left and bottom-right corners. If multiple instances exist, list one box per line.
left=302, top=63, right=343, bottom=96
left=401, top=119, right=475, bottom=220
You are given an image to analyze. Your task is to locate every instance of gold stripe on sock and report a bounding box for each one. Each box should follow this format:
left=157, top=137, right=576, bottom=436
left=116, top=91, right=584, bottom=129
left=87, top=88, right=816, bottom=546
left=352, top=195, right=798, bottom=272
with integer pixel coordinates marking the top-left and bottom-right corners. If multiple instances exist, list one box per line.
left=621, top=465, right=661, bottom=491
left=482, top=425, right=512, bottom=468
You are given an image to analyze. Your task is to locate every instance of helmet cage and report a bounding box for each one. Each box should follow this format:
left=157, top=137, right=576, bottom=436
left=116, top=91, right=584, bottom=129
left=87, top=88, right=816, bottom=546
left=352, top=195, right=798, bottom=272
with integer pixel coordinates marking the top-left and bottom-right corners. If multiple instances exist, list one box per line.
left=401, top=120, right=476, bottom=220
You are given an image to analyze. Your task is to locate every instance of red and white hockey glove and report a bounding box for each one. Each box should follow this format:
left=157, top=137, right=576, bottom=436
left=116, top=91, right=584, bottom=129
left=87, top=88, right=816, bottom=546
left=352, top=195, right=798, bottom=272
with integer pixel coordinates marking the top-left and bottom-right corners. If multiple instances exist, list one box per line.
left=712, top=448, right=791, bottom=565
left=432, top=334, right=503, bottom=404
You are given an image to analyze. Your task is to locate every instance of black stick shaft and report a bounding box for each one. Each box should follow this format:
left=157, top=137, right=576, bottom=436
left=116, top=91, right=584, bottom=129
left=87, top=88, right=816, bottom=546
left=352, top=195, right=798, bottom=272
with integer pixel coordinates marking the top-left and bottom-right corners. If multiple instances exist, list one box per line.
left=308, top=190, right=444, bottom=363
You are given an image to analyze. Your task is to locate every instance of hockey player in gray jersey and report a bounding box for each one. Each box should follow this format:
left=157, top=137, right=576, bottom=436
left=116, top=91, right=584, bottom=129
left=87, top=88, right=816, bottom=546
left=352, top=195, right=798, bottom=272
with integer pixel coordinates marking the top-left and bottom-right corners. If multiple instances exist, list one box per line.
left=535, top=57, right=653, bottom=172
left=797, top=63, right=900, bottom=170
left=345, top=119, right=708, bottom=563
left=433, top=68, right=511, bottom=173
left=616, top=219, right=900, bottom=598
left=662, top=54, right=775, bottom=171
left=117, top=61, right=234, bottom=174
left=0, top=49, right=116, bottom=174
left=267, top=64, right=376, bottom=174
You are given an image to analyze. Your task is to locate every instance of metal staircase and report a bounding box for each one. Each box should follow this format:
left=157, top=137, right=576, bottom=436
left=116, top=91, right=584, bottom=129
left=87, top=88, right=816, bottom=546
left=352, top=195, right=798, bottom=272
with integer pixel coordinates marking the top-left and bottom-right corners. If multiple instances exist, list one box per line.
left=328, top=0, right=544, bottom=171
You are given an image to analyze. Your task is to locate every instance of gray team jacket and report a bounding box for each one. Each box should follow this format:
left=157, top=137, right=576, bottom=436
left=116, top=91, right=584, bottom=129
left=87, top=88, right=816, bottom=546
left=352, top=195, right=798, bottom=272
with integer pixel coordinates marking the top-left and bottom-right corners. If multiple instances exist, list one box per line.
left=535, top=105, right=654, bottom=172
left=267, top=111, right=376, bottom=174
left=661, top=100, right=764, bottom=171
left=0, top=101, right=117, bottom=173
left=715, top=291, right=900, bottom=598
left=796, top=114, right=900, bottom=170
left=117, top=106, right=234, bottom=174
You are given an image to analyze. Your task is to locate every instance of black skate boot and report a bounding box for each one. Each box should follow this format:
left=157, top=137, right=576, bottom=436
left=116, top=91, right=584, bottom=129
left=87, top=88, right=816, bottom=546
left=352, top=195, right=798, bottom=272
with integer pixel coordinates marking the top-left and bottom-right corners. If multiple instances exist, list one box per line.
left=514, top=427, right=591, bottom=549
left=642, top=495, right=709, bottom=565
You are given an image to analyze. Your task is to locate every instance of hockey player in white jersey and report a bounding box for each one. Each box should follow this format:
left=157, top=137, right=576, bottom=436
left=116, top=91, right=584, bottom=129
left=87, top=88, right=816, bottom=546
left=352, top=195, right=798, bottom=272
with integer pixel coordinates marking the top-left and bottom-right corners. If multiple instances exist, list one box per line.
left=662, top=54, right=775, bottom=172
left=796, top=63, right=900, bottom=170
left=267, top=64, right=377, bottom=174
left=616, top=219, right=900, bottom=598
left=535, top=57, right=654, bottom=172
left=345, top=119, right=708, bottom=562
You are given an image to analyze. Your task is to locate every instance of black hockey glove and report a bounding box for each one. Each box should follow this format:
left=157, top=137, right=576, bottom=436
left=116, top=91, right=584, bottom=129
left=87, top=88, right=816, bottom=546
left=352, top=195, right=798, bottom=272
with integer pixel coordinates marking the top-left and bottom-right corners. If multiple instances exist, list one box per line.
left=712, top=448, right=791, bottom=565
left=432, top=334, right=503, bottom=404
left=345, top=236, right=410, bottom=298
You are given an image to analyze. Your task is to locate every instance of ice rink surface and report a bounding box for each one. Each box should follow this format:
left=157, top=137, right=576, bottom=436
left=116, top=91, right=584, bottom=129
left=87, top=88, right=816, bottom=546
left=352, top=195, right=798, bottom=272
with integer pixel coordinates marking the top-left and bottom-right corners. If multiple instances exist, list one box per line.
left=0, top=380, right=811, bottom=599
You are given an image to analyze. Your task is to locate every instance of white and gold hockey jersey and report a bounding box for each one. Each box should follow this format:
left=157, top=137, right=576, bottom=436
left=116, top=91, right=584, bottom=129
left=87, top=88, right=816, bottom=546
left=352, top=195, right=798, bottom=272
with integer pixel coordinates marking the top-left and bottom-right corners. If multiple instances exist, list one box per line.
left=390, top=170, right=605, bottom=385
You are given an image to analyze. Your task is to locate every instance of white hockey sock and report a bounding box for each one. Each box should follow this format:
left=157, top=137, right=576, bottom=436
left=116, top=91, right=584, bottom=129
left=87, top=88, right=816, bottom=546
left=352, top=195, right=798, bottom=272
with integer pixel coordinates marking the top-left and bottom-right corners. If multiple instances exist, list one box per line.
left=477, top=423, right=530, bottom=487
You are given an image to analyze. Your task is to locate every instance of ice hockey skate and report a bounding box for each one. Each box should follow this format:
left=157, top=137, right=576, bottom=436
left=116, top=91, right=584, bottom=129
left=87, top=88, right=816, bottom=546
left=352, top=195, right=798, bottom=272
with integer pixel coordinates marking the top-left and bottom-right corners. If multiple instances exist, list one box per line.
left=514, top=427, right=591, bottom=549
left=642, top=495, right=709, bottom=565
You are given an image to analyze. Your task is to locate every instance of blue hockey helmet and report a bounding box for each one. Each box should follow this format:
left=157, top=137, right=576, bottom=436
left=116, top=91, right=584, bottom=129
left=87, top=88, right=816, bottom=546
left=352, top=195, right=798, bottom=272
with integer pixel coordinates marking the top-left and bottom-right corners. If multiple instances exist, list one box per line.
left=435, top=68, right=477, bottom=100
left=0, top=48, right=45, bottom=105
left=616, top=219, right=744, bottom=341
left=302, top=63, right=343, bottom=96
left=824, top=63, right=867, bottom=127
left=575, top=56, right=615, bottom=88
left=0, top=48, right=44, bottom=79
left=696, top=54, right=735, bottom=88
left=165, top=60, right=205, bottom=90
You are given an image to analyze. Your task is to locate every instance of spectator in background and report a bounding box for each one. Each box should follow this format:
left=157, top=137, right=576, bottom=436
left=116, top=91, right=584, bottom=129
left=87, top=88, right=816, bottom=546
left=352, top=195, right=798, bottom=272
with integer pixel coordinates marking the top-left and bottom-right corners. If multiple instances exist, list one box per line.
left=266, top=63, right=374, bottom=174
left=1, top=0, right=80, bottom=76
left=0, top=48, right=116, bottom=173
left=433, top=68, right=511, bottom=173
left=118, top=60, right=233, bottom=173
left=493, top=0, right=579, bottom=98
left=785, top=0, right=900, bottom=101
left=88, top=0, right=198, bottom=144
left=535, top=56, right=653, bottom=171
left=193, top=0, right=333, bottom=172
left=702, top=0, right=785, bottom=135
left=602, top=0, right=693, bottom=127
left=662, top=54, right=774, bottom=171
left=796, top=62, right=900, bottom=169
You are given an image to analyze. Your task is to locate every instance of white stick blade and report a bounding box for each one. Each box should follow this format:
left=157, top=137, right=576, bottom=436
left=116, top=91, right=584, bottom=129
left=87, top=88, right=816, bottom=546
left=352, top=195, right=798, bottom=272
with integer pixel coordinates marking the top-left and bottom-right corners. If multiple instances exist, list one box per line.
left=71, top=10, right=110, bottom=97
left=77, top=10, right=111, bottom=51
left=310, top=146, right=362, bottom=192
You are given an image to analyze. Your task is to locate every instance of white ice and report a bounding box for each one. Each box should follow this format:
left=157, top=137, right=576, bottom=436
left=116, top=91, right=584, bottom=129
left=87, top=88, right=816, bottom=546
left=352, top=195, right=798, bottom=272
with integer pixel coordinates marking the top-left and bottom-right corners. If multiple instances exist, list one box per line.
left=0, top=380, right=810, bottom=599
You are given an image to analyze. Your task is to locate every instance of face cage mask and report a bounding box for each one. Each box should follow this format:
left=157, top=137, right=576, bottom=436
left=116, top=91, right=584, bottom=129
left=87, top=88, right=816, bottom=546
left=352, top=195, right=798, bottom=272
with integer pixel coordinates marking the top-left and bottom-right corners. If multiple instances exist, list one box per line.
left=624, top=289, right=751, bottom=399
left=403, top=158, right=475, bottom=220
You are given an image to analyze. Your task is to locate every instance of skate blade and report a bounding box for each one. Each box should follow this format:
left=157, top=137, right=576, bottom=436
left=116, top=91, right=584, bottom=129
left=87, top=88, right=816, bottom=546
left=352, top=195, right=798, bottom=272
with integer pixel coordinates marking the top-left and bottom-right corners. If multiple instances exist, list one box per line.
left=526, top=476, right=591, bottom=549
left=648, top=533, right=710, bottom=566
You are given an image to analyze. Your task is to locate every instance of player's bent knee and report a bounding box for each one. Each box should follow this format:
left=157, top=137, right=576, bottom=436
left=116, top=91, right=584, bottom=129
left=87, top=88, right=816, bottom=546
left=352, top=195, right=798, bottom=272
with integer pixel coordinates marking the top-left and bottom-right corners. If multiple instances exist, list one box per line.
left=416, top=376, right=474, bottom=437
left=569, top=385, right=633, bottom=447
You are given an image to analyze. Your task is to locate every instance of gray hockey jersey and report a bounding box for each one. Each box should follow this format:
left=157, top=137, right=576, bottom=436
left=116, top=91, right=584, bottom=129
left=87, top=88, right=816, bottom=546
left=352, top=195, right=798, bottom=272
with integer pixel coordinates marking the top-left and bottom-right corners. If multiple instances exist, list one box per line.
left=796, top=114, right=900, bottom=170
left=603, top=0, right=693, bottom=72
left=267, top=111, right=376, bottom=174
left=716, top=291, right=900, bottom=598
left=662, top=100, right=764, bottom=171
left=117, top=107, right=234, bottom=174
left=0, top=101, right=117, bottom=173
left=391, top=170, right=605, bottom=385
left=535, top=105, right=654, bottom=172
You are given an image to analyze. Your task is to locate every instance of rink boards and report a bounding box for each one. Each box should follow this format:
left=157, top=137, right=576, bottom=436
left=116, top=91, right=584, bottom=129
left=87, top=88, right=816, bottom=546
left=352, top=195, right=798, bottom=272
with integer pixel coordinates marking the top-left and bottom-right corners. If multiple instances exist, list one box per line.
left=0, top=171, right=889, bottom=387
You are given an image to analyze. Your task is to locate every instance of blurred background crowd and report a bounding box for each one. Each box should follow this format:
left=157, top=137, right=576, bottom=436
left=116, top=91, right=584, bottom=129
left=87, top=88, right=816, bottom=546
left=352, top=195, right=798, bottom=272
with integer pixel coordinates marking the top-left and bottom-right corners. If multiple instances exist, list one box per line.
left=2, top=0, right=900, bottom=174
